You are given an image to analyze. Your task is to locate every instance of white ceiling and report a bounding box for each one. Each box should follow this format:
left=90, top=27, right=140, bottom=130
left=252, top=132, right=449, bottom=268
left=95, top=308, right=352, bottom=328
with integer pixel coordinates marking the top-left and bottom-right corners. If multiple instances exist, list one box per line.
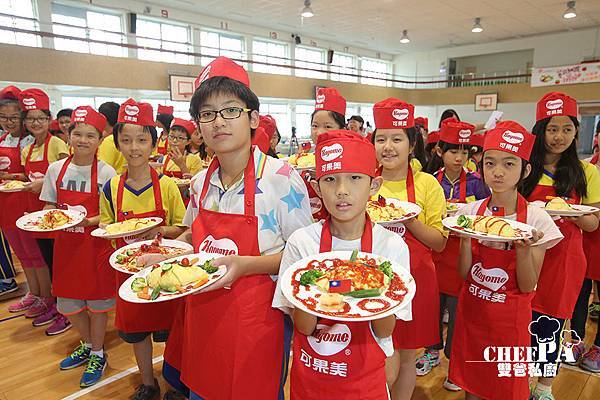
left=153, top=0, right=600, bottom=54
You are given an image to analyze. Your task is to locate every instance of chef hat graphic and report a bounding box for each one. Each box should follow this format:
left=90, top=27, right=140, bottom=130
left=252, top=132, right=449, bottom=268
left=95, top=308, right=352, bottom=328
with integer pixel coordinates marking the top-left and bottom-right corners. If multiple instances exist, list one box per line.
left=560, top=329, right=582, bottom=348
left=528, top=315, right=561, bottom=344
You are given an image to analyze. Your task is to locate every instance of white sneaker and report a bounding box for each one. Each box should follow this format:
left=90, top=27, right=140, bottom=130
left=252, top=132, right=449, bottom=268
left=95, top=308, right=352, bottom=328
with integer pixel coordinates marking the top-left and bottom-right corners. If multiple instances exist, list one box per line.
left=443, top=377, right=462, bottom=392
left=443, top=308, right=449, bottom=324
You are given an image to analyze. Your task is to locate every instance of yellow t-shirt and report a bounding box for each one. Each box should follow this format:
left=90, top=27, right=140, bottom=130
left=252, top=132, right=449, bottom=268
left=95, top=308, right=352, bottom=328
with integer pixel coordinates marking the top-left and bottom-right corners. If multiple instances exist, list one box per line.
left=538, top=160, right=600, bottom=205
left=100, top=173, right=186, bottom=227
left=152, top=136, right=169, bottom=157
left=376, top=170, right=447, bottom=236
left=21, top=135, right=69, bottom=166
left=163, top=154, right=202, bottom=176
left=98, top=135, right=127, bottom=174
left=410, top=157, right=422, bottom=172
left=465, top=159, right=478, bottom=173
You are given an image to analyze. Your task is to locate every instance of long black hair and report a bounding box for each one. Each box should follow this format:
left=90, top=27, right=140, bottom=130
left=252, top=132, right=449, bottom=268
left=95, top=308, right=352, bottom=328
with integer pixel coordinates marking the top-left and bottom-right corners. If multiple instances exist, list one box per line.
left=438, top=109, right=460, bottom=128
left=424, top=141, right=469, bottom=174
left=412, top=129, right=428, bottom=170
left=520, top=116, right=586, bottom=199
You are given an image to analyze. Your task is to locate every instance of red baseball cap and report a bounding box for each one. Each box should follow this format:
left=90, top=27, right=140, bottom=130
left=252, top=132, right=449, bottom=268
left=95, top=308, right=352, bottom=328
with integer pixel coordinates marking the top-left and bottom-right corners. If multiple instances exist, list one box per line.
left=484, top=121, right=535, bottom=161
left=170, top=118, right=196, bottom=136
left=252, top=126, right=271, bottom=154
left=71, top=106, right=107, bottom=134
left=157, top=105, right=174, bottom=115
left=18, top=88, right=50, bottom=111
left=195, top=56, right=250, bottom=89
left=118, top=98, right=155, bottom=126
left=415, top=117, right=428, bottom=130
left=0, top=85, right=21, bottom=100
left=314, top=87, right=346, bottom=116
left=426, top=131, right=440, bottom=145
left=259, top=115, right=277, bottom=139
left=439, top=118, right=475, bottom=145
left=536, top=92, right=577, bottom=122
left=373, top=98, right=415, bottom=129
left=315, top=129, right=377, bottom=179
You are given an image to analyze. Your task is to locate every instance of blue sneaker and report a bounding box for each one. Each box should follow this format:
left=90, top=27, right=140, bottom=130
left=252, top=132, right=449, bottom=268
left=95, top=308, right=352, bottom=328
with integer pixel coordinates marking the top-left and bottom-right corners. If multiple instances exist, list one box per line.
left=0, top=279, right=18, bottom=297
left=59, top=342, right=90, bottom=370
left=80, top=353, right=107, bottom=388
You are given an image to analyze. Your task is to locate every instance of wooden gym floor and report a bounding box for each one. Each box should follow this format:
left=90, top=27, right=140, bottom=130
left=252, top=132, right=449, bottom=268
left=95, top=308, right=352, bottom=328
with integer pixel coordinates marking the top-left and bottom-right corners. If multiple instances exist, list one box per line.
left=1, top=261, right=599, bottom=400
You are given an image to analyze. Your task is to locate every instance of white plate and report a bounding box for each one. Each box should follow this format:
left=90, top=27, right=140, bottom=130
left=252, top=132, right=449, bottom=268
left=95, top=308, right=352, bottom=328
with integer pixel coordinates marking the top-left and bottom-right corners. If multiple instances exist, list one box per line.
left=280, top=250, right=415, bottom=322
left=109, top=239, right=194, bottom=274
left=172, top=178, right=191, bottom=187
left=16, top=208, right=86, bottom=232
left=0, top=181, right=27, bottom=193
left=442, top=215, right=535, bottom=242
left=118, top=253, right=227, bottom=303
left=368, top=199, right=422, bottom=226
left=446, top=202, right=467, bottom=216
left=91, top=217, right=163, bottom=239
left=533, top=202, right=600, bottom=217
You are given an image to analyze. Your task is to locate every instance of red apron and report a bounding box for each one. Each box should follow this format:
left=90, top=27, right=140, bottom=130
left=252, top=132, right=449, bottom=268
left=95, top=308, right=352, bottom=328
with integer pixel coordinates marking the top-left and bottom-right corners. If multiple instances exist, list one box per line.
left=177, top=154, right=283, bottom=399
left=433, top=169, right=467, bottom=297
left=161, top=156, right=184, bottom=179
left=113, top=167, right=179, bottom=333
left=449, top=194, right=532, bottom=400
left=302, top=171, right=329, bottom=221
left=527, top=180, right=585, bottom=319
left=381, top=167, right=440, bottom=349
left=157, top=136, right=168, bottom=156
left=23, top=134, right=51, bottom=213
left=0, top=133, right=29, bottom=227
left=291, top=216, right=388, bottom=400
left=584, top=155, right=600, bottom=280
left=52, top=156, right=115, bottom=300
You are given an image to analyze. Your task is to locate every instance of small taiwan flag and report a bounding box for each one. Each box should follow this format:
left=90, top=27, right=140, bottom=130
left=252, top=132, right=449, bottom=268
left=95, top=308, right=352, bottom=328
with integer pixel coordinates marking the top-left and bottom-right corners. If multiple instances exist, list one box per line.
left=301, top=142, right=312, bottom=152
left=329, top=279, right=351, bottom=293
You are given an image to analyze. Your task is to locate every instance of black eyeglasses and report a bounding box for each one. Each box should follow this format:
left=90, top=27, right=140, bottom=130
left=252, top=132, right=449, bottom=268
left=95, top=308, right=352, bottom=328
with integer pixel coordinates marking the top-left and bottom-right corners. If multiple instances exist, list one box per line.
left=197, top=107, right=252, bottom=123
left=0, top=116, right=21, bottom=123
left=24, top=117, right=49, bottom=124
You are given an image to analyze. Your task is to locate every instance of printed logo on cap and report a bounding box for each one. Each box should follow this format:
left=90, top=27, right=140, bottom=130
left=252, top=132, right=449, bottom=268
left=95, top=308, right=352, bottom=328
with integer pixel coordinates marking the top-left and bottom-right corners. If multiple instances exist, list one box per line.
left=392, top=108, right=409, bottom=121
left=459, top=129, right=472, bottom=139
left=546, top=99, right=564, bottom=110
left=321, top=143, right=344, bottom=162
left=74, top=109, right=88, bottom=118
left=502, top=130, right=524, bottom=145
left=22, top=98, right=36, bottom=107
left=307, top=323, right=352, bottom=356
left=316, top=94, right=326, bottom=104
left=199, top=234, right=238, bottom=256
left=198, top=65, right=213, bottom=85
left=471, top=263, right=509, bottom=292
left=125, top=105, right=140, bottom=116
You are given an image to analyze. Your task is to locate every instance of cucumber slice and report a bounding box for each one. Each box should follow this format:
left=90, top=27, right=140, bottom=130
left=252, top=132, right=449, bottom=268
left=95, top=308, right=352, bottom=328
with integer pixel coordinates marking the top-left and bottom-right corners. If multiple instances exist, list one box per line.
left=130, top=277, right=147, bottom=292
left=161, top=263, right=173, bottom=272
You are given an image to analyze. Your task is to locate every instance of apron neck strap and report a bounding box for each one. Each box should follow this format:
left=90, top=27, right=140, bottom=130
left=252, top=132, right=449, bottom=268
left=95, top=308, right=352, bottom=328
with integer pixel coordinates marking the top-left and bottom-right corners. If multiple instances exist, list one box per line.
left=437, top=168, right=467, bottom=202
left=200, top=150, right=256, bottom=216
left=116, top=166, right=163, bottom=217
left=406, top=166, right=416, bottom=203
left=319, top=214, right=373, bottom=253
left=477, top=193, right=528, bottom=222
left=56, top=155, right=99, bottom=201
left=26, top=133, right=51, bottom=163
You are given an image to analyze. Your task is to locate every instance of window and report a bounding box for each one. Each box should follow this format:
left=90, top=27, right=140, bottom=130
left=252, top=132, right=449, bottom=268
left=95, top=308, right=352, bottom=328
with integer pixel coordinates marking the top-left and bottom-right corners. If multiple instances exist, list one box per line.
left=137, top=19, right=192, bottom=64
left=360, top=58, right=392, bottom=87
left=61, top=96, right=128, bottom=110
left=52, top=4, right=125, bottom=57
left=252, top=39, right=290, bottom=75
left=294, top=104, right=314, bottom=140
left=295, top=46, right=326, bottom=79
left=259, top=102, right=291, bottom=138
left=0, top=0, right=40, bottom=47
left=200, top=30, right=245, bottom=67
left=330, top=53, right=356, bottom=83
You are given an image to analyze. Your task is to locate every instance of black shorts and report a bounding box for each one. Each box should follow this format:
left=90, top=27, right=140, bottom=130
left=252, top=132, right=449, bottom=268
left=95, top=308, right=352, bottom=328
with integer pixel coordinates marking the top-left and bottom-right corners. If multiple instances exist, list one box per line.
left=118, top=329, right=169, bottom=344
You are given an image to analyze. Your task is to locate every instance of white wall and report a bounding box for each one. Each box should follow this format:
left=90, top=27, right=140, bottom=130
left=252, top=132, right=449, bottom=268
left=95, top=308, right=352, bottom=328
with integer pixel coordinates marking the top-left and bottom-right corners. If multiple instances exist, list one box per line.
left=455, top=49, right=533, bottom=75
left=394, top=27, right=600, bottom=79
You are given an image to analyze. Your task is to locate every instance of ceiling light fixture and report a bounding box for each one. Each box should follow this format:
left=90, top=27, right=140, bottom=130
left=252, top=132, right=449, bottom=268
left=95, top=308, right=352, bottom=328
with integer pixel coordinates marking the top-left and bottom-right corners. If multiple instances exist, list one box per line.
left=400, top=30, right=410, bottom=44
left=563, top=1, right=577, bottom=19
left=471, top=17, right=484, bottom=33
left=301, top=0, right=315, bottom=18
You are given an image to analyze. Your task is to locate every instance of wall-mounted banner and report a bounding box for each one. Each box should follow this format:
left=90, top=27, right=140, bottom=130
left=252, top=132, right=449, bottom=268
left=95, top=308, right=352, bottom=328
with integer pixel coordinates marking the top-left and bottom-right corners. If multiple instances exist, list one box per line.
left=531, top=62, right=600, bottom=87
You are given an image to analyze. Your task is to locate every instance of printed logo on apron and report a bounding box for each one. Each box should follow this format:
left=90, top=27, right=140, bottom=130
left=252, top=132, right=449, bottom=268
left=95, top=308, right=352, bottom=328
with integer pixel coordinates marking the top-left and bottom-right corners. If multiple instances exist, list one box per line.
left=471, top=262, right=509, bottom=291
left=28, top=171, right=44, bottom=181
left=0, top=156, right=11, bottom=170
left=198, top=234, right=238, bottom=255
left=307, top=323, right=352, bottom=356
left=386, top=222, right=406, bottom=237
left=310, top=197, right=323, bottom=214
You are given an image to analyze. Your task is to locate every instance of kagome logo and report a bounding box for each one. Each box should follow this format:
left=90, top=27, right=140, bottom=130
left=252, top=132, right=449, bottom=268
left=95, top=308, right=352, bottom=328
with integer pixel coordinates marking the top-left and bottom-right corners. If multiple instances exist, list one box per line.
left=316, top=94, right=326, bottom=104
left=74, top=109, right=88, bottom=118
left=320, top=143, right=343, bottom=162
left=546, top=99, right=564, bottom=110
left=0, top=156, right=11, bottom=170
left=502, top=130, right=524, bottom=145
left=199, top=235, right=238, bottom=256
left=459, top=129, right=472, bottom=138
left=471, top=263, right=509, bottom=291
left=310, top=197, right=322, bottom=213
left=308, top=323, right=352, bottom=356
left=392, top=108, right=409, bottom=120
left=124, top=105, right=139, bottom=116
left=22, top=98, right=36, bottom=106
